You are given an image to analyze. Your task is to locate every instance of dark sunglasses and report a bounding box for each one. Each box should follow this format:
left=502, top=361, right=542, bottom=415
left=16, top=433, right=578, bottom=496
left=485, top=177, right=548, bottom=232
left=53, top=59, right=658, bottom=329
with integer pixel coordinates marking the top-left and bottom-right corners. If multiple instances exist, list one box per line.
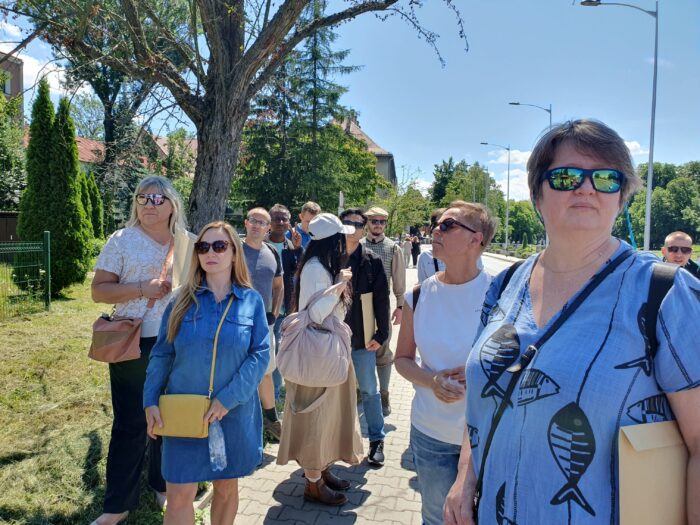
left=544, top=167, right=624, bottom=193
left=194, top=240, right=230, bottom=254
left=666, top=246, right=692, bottom=254
left=434, top=217, right=478, bottom=234
left=369, top=219, right=387, bottom=225
left=270, top=215, right=290, bottom=223
left=343, top=220, right=365, bottom=230
left=136, top=193, right=169, bottom=206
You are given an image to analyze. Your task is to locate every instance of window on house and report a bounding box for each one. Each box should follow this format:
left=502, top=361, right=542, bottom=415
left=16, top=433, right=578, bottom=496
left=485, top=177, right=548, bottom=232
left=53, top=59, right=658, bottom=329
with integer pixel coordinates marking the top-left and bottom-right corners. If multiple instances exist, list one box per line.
left=2, top=73, right=11, bottom=95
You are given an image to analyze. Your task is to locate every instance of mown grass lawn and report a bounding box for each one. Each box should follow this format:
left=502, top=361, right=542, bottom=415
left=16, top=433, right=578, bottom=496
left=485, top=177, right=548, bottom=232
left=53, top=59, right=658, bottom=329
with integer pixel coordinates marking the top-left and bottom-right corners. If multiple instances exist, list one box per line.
left=0, top=278, right=167, bottom=524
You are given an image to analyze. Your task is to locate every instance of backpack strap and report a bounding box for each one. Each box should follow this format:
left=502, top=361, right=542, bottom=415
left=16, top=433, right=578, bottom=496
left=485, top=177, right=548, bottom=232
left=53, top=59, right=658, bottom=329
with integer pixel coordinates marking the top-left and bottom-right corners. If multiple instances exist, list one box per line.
left=433, top=258, right=440, bottom=273
left=645, top=262, right=678, bottom=357
left=411, top=283, right=421, bottom=312
left=496, top=259, right=526, bottom=302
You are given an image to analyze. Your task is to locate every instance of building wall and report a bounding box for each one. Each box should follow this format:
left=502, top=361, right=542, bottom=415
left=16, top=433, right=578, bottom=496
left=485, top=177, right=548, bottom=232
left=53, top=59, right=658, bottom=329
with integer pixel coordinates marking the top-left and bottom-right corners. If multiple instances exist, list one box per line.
left=0, top=54, right=23, bottom=120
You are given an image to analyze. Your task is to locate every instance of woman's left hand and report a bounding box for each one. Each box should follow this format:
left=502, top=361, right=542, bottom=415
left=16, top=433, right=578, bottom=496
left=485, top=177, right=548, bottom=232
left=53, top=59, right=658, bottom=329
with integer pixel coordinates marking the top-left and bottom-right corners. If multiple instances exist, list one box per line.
left=204, top=398, right=229, bottom=424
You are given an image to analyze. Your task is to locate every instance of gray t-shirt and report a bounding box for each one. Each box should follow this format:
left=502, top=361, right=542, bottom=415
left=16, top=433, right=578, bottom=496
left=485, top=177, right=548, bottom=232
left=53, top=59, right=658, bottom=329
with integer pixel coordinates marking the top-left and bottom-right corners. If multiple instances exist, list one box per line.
left=243, top=241, right=282, bottom=312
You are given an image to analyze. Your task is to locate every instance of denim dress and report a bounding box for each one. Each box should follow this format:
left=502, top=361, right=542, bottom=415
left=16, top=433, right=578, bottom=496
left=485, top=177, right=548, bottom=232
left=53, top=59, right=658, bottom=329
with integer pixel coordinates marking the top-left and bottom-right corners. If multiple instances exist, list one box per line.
left=144, top=283, right=270, bottom=483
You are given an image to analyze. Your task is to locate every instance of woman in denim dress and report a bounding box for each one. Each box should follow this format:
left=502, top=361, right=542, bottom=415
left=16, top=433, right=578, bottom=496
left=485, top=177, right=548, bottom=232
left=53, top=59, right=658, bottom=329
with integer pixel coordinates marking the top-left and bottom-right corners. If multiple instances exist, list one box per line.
left=144, top=221, right=269, bottom=524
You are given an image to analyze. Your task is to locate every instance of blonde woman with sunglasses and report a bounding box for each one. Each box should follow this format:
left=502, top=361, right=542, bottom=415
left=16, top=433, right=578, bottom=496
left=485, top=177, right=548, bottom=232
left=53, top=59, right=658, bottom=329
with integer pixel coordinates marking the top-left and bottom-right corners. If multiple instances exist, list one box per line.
left=91, top=176, right=186, bottom=525
left=144, top=221, right=269, bottom=525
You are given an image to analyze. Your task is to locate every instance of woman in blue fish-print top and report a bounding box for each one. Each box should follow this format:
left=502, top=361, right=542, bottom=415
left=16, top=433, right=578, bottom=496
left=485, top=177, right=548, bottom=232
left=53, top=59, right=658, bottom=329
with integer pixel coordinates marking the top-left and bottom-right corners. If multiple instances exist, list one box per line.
left=443, top=119, right=700, bottom=525
left=144, top=221, right=269, bottom=525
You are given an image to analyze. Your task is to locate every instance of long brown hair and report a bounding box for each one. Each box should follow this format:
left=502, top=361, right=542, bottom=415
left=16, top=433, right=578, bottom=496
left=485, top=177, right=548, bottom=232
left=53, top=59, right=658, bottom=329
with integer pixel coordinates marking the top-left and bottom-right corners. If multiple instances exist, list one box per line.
left=167, top=221, right=252, bottom=342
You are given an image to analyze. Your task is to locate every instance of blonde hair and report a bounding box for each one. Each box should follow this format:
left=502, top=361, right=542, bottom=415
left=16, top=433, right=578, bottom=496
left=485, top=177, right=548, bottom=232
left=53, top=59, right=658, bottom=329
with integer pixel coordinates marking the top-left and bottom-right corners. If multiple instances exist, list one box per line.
left=125, top=175, right=187, bottom=235
left=166, top=221, right=252, bottom=342
left=448, top=200, right=499, bottom=250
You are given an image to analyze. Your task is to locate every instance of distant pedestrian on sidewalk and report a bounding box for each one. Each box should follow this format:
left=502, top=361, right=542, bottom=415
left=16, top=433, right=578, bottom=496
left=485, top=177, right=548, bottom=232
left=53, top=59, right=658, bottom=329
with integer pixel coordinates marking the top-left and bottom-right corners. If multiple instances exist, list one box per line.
left=402, top=235, right=412, bottom=268
left=277, top=213, right=363, bottom=506
left=411, top=233, right=422, bottom=268
left=342, top=208, right=390, bottom=467
left=90, top=175, right=186, bottom=525
left=144, top=221, right=269, bottom=525
left=395, top=201, right=496, bottom=525
left=243, top=207, right=284, bottom=442
left=361, top=206, right=405, bottom=416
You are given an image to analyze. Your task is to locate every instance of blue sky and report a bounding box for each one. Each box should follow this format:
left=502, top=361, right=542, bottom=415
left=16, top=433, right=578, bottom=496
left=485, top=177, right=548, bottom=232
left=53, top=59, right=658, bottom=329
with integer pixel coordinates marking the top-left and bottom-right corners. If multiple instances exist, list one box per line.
left=2, top=0, right=698, bottom=201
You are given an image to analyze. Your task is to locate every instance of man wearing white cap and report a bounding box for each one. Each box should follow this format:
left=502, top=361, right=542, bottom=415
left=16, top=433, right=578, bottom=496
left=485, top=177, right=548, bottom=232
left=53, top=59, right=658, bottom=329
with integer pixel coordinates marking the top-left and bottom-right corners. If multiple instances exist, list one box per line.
left=360, top=206, right=406, bottom=416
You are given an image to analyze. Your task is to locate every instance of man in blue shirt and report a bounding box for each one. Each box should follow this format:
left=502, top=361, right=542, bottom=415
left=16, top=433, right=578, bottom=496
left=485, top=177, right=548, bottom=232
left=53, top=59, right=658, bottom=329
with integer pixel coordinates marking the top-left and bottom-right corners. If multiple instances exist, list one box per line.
left=285, top=201, right=320, bottom=249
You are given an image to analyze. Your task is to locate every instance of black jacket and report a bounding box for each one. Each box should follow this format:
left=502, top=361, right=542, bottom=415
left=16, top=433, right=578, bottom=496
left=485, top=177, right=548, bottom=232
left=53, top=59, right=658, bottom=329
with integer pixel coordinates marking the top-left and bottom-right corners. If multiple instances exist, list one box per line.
left=276, top=238, right=302, bottom=313
left=345, top=244, right=390, bottom=349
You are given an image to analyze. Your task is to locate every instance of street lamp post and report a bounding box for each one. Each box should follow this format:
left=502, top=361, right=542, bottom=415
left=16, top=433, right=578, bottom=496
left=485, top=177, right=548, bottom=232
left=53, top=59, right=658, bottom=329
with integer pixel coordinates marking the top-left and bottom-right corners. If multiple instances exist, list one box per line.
left=481, top=142, right=511, bottom=250
left=509, top=101, right=553, bottom=129
left=581, top=0, right=659, bottom=251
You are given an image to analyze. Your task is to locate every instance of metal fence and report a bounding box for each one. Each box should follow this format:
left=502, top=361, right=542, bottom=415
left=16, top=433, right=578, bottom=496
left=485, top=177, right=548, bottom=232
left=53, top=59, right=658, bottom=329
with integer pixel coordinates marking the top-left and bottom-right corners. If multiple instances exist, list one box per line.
left=0, top=231, right=51, bottom=319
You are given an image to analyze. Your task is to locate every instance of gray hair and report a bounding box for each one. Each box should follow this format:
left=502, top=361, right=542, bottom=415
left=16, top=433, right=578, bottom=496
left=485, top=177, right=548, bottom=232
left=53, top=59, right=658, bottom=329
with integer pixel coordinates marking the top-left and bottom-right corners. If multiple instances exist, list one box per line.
left=125, top=175, right=187, bottom=235
left=527, top=119, right=642, bottom=209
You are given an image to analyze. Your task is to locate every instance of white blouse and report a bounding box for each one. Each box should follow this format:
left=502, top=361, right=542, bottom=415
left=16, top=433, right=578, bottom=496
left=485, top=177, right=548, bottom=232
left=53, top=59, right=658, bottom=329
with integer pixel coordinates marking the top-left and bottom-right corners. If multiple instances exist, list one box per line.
left=94, top=227, right=173, bottom=337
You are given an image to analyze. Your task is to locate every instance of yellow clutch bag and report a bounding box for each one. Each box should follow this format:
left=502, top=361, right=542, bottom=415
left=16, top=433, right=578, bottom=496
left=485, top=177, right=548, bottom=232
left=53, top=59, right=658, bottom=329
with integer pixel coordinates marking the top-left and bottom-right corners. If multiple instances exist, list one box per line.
left=153, top=296, right=233, bottom=439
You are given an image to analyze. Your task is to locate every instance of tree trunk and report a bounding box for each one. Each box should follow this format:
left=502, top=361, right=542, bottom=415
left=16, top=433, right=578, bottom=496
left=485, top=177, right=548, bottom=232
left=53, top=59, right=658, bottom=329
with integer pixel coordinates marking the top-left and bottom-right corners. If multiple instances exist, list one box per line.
left=103, top=100, right=116, bottom=165
left=188, top=92, right=249, bottom=232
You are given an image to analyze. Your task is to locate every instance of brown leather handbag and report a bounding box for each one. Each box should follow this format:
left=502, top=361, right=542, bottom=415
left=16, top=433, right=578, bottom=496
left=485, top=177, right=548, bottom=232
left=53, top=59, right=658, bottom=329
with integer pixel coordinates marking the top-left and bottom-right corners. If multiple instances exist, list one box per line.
left=89, top=240, right=174, bottom=363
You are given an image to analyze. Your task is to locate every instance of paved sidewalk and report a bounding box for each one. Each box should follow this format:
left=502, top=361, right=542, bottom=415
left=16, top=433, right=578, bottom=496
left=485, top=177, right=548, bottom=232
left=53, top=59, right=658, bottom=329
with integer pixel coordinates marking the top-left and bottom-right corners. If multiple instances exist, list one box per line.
left=224, top=268, right=424, bottom=524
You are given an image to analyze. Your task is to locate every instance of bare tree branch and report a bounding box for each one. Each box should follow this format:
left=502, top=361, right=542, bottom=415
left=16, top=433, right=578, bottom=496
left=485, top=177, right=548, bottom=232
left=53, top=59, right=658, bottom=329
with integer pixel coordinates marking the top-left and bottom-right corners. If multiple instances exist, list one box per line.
left=0, top=25, right=44, bottom=65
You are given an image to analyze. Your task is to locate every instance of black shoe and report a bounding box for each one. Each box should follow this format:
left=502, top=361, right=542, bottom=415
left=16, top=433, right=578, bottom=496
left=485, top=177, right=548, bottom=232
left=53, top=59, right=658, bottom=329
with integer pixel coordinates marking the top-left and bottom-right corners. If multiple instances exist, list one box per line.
left=380, top=391, right=391, bottom=417
left=263, top=418, right=282, bottom=442
left=368, top=440, right=385, bottom=466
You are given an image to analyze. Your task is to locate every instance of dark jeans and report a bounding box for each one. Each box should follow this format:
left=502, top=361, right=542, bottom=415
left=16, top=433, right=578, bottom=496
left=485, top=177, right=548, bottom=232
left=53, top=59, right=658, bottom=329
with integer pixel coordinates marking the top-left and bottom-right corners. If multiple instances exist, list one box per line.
left=272, top=314, right=285, bottom=401
left=412, top=251, right=419, bottom=267
left=103, top=337, right=165, bottom=513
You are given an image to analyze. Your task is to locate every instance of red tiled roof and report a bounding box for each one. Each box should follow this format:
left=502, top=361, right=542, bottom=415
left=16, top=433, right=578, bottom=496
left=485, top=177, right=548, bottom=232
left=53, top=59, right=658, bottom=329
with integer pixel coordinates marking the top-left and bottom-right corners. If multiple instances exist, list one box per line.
left=76, top=136, right=105, bottom=164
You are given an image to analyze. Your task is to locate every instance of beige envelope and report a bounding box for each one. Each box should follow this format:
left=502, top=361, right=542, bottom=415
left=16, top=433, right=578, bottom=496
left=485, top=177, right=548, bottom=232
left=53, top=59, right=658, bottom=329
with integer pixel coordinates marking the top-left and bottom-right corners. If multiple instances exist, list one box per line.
left=618, top=420, right=688, bottom=525
left=360, top=292, right=376, bottom=348
left=172, top=225, right=196, bottom=290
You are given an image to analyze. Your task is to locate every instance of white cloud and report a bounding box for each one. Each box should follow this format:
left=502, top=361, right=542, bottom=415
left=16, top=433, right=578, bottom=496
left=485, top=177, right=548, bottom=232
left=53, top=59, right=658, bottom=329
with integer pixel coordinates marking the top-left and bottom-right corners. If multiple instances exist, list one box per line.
left=645, top=57, right=673, bottom=69
left=487, top=149, right=531, bottom=166
left=493, top=167, right=530, bottom=202
left=625, top=140, right=649, bottom=157
left=0, top=21, right=23, bottom=40
left=0, top=42, right=66, bottom=96
left=413, top=178, right=432, bottom=196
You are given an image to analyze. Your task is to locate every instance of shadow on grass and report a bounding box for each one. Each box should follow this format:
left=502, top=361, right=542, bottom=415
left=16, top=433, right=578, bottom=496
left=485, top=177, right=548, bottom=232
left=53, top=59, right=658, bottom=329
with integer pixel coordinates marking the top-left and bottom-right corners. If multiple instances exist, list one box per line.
left=0, top=451, right=37, bottom=468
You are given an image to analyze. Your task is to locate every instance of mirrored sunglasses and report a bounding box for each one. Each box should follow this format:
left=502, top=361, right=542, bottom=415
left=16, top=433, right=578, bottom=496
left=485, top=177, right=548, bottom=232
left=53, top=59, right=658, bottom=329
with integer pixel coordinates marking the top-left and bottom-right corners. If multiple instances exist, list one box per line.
left=194, top=240, right=230, bottom=254
left=544, top=167, right=623, bottom=193
left=666, top=246, right=692, bottom=254
left=136, top=193, right=169, bottom=206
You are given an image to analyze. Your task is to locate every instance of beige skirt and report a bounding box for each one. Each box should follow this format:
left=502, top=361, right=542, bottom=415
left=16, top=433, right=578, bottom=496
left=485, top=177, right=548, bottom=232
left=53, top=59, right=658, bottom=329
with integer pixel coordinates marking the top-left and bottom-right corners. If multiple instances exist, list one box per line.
left=276, top=361, right=363, bottom=470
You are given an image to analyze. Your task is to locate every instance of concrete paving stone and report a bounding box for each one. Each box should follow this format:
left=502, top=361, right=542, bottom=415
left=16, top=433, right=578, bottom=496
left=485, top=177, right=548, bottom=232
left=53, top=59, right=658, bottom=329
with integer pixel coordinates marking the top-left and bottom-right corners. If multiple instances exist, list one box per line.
left=278, top=505, right=320, bottom=522
left=313, top=510, right=360, bottom=524
left=371, top=505, right=417, bottom=523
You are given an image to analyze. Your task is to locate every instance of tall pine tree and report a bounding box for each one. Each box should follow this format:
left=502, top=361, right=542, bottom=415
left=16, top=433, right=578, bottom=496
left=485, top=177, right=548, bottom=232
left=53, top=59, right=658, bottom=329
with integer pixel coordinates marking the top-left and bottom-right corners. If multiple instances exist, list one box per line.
left=18, top=78, right=54, bottom=240
left=49, top=98, right=93, bottom=294
left=87, top=172, right=104, bottom=238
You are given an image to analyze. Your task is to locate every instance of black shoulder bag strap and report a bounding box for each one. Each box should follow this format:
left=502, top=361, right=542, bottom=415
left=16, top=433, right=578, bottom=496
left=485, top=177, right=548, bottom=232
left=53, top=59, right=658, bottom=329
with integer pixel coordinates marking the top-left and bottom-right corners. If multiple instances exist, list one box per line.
left=645, top=262, right=677, bottom=357
left=473, top=249, right=633, bottom=520
left=433, top=257, right=440, bottom=273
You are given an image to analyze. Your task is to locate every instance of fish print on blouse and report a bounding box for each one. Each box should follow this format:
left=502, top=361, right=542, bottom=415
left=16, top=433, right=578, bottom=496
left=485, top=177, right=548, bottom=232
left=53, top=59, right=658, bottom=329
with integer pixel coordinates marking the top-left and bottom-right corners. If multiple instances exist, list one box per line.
left=496, top=482, right=518, bottom=525
left=548, top=402, right=596, bottom=516
left=468, top=424, right=479, bottom=448
left=627, top=394, right=673, bottom=424
left=480, top=324, right=521, bottom=402
left=518, top=369, right=560, bottom=406
left=481, top=301, right=506, bottom=327
left=614, top=303, right=653, bottom=376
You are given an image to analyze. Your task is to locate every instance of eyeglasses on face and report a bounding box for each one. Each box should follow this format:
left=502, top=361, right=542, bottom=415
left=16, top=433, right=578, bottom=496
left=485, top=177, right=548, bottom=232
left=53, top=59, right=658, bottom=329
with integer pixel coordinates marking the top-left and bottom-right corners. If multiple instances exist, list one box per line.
left=136, top=193, right=169, bottom=206
left=544, top=167, right=624, bottom=193
left=343, top=220, right=365, bottom=230
left=194, top=240, right=231, bottom=254
left=666, top=246, right=692, bottom=254
left=247, top=217, right=270, bottom=227
left=369, top=219, right=387, bottom=225
left=434, top=217, right=478, bottom=234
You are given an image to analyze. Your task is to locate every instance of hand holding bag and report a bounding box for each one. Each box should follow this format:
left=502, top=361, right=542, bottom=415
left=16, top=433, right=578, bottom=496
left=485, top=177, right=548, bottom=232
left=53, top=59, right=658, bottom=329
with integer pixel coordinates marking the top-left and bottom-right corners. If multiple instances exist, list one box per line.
left=154, top=295, right=234, bottom=439
left=89, top=240, right=174, bottom=363
left=277, top=282, right=352, bottom=388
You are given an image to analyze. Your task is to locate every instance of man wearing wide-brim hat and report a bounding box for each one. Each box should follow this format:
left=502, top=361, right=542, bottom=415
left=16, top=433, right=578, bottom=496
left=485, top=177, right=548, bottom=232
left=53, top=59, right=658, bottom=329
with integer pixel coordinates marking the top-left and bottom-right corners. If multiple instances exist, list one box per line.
left=360, top=206, right=406, bottom=417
